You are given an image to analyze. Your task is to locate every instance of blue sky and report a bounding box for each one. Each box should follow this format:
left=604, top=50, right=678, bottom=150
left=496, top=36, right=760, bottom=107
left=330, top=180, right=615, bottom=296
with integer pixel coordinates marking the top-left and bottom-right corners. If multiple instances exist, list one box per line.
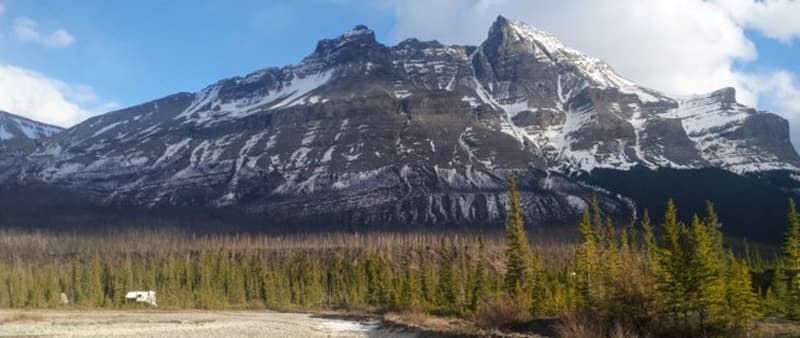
left=0, top=0, right=397, bottom=107
left=737, top=30, right=800, bottom=75
left=0, top=0, right=799, bottom=141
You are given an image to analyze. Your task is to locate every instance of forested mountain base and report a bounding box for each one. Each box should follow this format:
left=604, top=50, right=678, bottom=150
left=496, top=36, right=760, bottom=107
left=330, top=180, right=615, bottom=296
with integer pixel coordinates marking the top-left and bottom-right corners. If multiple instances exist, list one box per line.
left=1, top=181, right=799, bottom=337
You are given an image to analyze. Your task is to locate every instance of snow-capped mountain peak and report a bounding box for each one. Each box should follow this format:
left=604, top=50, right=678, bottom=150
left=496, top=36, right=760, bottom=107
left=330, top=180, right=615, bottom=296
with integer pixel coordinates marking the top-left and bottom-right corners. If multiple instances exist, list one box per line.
left=485, top=16, right=669, bottom=104
left=1, top=17, right=797, bottom=231
left=0, top=111, right=63, bottom=141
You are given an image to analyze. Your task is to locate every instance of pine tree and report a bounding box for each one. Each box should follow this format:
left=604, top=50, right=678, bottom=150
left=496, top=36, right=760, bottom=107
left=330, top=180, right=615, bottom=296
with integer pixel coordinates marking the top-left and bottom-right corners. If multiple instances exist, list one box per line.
left=765, top=262, right=788, bottom=317
left=662, top=200, right=680, bottom=253
left=81, top=254, right=104, bottom=307
left=43, top=264, right=61, bottom=307
left=688, top=215, right=725, bottom=333
left=591, top=194, right=604, bottom=244
left=302, top=256, right=324, bottom=307
left=529, top=249, right=545, bottom=317
left=704, top=201, right=723, bottom=255
left=116, top=254, right=133, bottom=307
left=620, top=226, right=630, bottom=259
left=575, top=209, right=600, bottom=306
left=782, top=198, right=800, bottom=319
left=400, top=252, right=420, bottom=310
left=245, top=254, right=265, bottom=307
left=605, top=217, right=619, bottom=278
left=27, top=265, right=43, bottom=307
left=69, top=258, right=81, bottom=305
left=656, top=199, right=686, bottom=325
left=640, top=209, right=656, bottom=266
left=227, top=253, right=246, bottom=306
left=436, top=238, right=458, bottom=313
left=469, top=237, right=489, bottom=313
left=785, top=198, right=800, bottom=271
left=724, top=254, right=760, bottom=332
left=197, top=250, right=216, bottom=309
left=457, top=239, right=471, bottom=310
left=417, top=244, right=435, bottom=308
left=503, top=174, right=534, bottom=297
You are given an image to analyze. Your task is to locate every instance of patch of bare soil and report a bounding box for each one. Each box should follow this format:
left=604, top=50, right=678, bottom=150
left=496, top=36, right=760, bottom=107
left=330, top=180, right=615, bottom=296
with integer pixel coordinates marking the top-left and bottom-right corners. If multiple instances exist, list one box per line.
left=0, top=310, right=416, bottom=338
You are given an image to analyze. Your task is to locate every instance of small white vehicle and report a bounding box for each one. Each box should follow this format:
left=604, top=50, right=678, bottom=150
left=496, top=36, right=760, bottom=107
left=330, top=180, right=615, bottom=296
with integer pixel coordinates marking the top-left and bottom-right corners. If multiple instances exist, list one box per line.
left=125, top=291, right=157, bottom=306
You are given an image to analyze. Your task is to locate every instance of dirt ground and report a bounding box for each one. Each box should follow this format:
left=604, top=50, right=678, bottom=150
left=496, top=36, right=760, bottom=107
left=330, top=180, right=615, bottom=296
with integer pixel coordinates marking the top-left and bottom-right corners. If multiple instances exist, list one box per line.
left=0, top=310, right=419, bottom=338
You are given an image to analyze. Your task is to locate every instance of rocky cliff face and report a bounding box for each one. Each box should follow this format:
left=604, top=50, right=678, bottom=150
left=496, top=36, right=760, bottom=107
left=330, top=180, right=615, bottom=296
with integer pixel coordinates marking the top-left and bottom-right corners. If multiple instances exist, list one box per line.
left=1, top=16, right=797, bottom=230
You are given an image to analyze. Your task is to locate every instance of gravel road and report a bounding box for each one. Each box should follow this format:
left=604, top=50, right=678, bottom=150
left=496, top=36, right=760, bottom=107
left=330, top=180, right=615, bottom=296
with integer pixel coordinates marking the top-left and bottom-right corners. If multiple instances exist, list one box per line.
left=0, top=310, right=419, bottom=338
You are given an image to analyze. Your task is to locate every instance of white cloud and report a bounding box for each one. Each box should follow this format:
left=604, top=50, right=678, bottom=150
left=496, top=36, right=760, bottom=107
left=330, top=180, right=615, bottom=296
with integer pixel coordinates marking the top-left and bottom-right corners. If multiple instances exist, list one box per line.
left=14, top=17, right=41, bottom=42
left=43, top=29, right=75, bottom=48
left=0, top=2, right=5, bottom=16
left=14, top=17, right=75, bottom=48
left=0, top=64, right=118, bottom=127
left=711, top=0, right=800, bottom=43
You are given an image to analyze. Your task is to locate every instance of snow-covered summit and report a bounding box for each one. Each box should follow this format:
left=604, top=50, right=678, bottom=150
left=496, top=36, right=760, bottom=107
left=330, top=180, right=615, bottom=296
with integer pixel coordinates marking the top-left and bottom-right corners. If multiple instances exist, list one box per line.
left=486, top=16, right=668, bottom=102
left=0, top=111, right=63, bottom=141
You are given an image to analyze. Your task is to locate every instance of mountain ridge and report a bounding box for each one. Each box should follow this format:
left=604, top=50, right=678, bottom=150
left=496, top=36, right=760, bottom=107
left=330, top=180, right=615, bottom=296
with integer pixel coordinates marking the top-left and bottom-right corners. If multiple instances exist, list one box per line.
left=0, top=110, right=63, bottom=141
left=0, top=16, right=797, bottom=234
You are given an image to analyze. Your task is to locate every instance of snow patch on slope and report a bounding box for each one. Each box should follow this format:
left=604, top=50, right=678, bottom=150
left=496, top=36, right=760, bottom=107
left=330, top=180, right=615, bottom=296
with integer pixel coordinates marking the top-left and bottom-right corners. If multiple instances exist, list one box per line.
left=507, top=20, right=665, bottom=103
left=666, top=93, right=798, bottom=173
left=177, top=70, right=334, bottom=124
left=0, top=111, right=63, bottom=141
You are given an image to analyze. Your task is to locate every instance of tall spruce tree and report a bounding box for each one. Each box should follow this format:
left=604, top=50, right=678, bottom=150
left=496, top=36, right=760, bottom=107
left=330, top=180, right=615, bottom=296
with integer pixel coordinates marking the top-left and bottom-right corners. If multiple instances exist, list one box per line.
left=605, top=217, right=619, bottom=278
left=765, top=262, right=788, bottom=317
left=784, top=198, right=800, bottom=271
left=724, top=253, right=761, bottom=332
left=688, top=215, right=725, bottom=333
left=575, top=209, right=600, bottom=306
left=436, top=238, right=458, bottom=313
left=469, top=237, right=489, bottom=313
left=591, top=194, right=604, bottom=244
left=704, top=201, right=723, bottom=257
left=640, top=209, right=656, bottom=266
left=783, top=198, right=800, bottom=318
left=503, top=174, right=533, bottom=297
left=417, top=244, right=435, bottom=308
left=657, top=199, right=686, bottom=325
left=529, top=249, right=545, bottom=316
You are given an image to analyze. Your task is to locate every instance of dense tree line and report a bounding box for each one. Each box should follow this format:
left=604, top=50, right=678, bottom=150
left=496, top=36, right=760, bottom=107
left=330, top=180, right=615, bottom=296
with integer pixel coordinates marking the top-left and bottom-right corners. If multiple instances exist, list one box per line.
left=1, top=176, right=799, bottom=337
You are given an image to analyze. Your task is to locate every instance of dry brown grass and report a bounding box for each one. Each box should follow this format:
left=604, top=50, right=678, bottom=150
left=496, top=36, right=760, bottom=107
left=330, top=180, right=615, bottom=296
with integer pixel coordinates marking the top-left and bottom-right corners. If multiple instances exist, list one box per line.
left=384, top=310, right=476, bottom=334
left=473, top=293, right=532, bottom=329
left=0, top=312, right=44, bottom=324
left=553, top=310, right=607, bottom=338
left=554, top=309, right=664, bottom=338
left=752, top=318, right=800, bottom=337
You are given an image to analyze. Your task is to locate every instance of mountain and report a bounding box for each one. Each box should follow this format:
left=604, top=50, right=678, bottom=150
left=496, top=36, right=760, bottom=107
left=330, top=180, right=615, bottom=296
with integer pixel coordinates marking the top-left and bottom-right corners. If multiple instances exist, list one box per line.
left=1, top=16, right=798, bottom=237
left=0, top=111, right=63, bottom=142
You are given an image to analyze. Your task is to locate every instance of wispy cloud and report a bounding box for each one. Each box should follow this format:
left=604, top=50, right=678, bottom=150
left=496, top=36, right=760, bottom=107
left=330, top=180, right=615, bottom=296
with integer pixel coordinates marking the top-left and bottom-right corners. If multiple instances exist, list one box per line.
left=14, top=17, right=75, bottom=48
left=44, top=29, right=75, bottom=48
left=0, top=2, right=6, bottom=16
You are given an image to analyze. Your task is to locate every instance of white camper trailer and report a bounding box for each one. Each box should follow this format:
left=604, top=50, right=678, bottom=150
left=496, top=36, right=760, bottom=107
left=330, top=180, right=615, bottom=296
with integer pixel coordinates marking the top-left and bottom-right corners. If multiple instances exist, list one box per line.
left=125, top=291, right=157, bottom=306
